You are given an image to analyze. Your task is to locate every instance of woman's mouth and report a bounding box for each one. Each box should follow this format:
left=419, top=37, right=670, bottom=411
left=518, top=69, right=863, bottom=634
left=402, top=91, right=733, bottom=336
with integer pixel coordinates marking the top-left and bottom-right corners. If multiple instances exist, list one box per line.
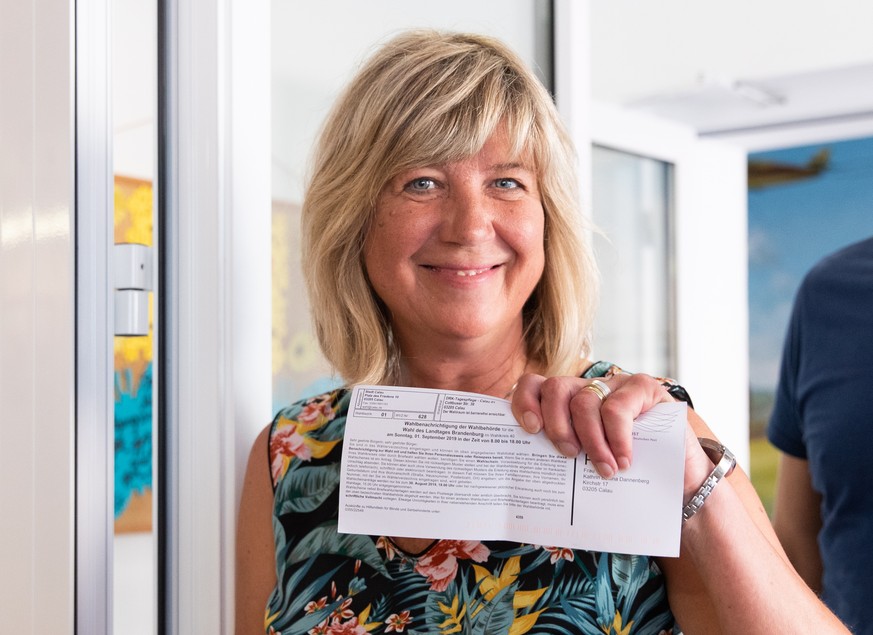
left=454, top=268, right=492, bottom=277
left=424, top=265, right=499, bottom=277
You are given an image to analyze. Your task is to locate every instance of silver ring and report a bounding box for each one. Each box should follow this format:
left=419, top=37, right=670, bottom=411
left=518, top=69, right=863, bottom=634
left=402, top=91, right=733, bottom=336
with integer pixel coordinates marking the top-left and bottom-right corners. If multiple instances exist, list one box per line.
left=583, top=379, right=611, bottom=402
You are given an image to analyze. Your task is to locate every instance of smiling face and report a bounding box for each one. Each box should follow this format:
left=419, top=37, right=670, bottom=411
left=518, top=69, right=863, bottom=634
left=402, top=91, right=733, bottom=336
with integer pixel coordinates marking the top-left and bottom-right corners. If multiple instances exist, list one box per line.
left=363, top=130, right=546, bottom=352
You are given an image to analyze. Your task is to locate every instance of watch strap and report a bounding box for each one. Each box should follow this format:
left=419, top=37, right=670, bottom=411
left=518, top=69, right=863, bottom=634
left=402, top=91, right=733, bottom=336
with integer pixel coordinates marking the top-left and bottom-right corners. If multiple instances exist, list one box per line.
left=682, top=438, right=736, bottom=523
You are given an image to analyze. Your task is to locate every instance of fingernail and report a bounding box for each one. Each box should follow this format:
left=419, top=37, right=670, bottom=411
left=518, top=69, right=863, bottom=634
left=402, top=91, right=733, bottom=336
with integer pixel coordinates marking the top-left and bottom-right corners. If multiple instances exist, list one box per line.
left=595, top=462, right=615, bottom=479
left=558, top=442, right=579, bottom=457
left=616, top=457, right=630, bottom=472
left=522, top=411, right=541, bottom=433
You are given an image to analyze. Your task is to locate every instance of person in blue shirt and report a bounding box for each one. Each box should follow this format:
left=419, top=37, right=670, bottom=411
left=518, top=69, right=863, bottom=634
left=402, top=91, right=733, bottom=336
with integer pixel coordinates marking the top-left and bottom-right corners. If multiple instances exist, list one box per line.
left=770, top=236, right=873, bottom=634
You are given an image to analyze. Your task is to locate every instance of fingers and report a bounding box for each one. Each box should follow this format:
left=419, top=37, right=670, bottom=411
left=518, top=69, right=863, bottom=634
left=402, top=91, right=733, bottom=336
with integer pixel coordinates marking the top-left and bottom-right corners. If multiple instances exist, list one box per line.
left=539, top=377, right=589, bottom=458
left=570, top=380, right=627, bottom=478
left=511, top=372, right=547, bottom=434
left=511, top=371, right=674, bottom=479
left=512, top=373, right=611, bottom=458
left=595, top=373, right=674, bottom=471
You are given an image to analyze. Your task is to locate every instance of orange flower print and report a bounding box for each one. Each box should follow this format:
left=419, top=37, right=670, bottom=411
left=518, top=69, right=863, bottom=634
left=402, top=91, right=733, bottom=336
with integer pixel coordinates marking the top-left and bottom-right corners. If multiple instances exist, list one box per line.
left=375, top=536, right=398, bottom=561
left=270, top=425, right=313, bottom=481
left=414, top=540, right=490, bottom=591
left=543, top=546, right=574, bottom=564
left=604, top=364, right=628, bottom=379
left=384, top=610, right=411, bottom=632
left=305, top=596, right=328, bottom=614
left=324, top=617, right=366, bottom=635
left=308, top=621, right=329, bottom=635
left=329, top=597, right=354, bottom=622
left=299, top=395, right=336, bottom=425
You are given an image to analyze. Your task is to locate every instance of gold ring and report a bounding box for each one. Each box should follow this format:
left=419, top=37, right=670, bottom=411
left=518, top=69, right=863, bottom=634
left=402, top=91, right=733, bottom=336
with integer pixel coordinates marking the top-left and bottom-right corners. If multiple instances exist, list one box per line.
left=583, top=379, right=611, bottom=402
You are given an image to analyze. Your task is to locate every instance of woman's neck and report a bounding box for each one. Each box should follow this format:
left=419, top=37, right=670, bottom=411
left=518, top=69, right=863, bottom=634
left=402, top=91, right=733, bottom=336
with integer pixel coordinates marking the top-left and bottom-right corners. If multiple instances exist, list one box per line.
left=396, top=332, right=532, bottom=399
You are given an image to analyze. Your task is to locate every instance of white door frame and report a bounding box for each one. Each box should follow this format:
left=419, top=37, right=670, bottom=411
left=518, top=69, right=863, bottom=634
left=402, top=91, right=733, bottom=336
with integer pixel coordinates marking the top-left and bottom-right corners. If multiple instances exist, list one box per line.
left=161, top=0, right=271, bottom=631
left=707, top=113, right=873, bottom=151
left=76, top=0, right=115, bottom=632
left=590, top=103, right=751, bottom=470
left=73, top=0, right=272, bottom=631
left=553, top=0, right=593, bottom=215
left=1, top=0, right=76, bottom=632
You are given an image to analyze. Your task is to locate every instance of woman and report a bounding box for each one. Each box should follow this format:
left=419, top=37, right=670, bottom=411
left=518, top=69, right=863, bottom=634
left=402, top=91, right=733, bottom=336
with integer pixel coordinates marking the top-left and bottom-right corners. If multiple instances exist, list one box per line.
left=237, top=30, right=846, bottom=634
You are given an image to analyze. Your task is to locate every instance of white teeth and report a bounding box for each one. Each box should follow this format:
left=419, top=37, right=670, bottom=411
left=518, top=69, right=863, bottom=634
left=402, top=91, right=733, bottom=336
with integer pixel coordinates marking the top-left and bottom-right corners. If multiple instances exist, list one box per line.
left=425, top=266, right=493, bottom=276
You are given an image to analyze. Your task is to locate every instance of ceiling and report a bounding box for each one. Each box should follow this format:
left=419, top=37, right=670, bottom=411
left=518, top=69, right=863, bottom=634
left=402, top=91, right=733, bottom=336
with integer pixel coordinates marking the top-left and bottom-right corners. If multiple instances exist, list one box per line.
left=626, top=63, right=873, bottom=137
left=590, top=0, right=873, bottom=140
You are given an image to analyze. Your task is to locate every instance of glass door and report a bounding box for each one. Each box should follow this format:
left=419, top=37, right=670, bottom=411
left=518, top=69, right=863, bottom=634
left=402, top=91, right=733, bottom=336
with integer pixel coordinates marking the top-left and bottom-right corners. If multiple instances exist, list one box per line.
left=591, top=145, right=675, bottom=377
left=590, top=102, right=750, bottom=467
left=76, top=0, right=159, bottom=631
left=112, top=0, right=158, bottom=631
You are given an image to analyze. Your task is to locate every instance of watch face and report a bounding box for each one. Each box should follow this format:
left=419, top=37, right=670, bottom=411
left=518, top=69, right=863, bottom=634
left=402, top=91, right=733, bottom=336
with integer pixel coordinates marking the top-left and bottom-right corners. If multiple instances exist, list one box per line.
left=698, top=437, right=734, bottom=469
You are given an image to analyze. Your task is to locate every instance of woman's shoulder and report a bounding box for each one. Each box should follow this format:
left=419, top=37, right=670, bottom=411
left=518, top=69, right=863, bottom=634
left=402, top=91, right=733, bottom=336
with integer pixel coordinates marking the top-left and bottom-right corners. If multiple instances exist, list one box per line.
left=268, top=387, right=350, bottom=490
left=271, top=387, right=351, bottom=428
left=580, top=360, right=625, bottom=379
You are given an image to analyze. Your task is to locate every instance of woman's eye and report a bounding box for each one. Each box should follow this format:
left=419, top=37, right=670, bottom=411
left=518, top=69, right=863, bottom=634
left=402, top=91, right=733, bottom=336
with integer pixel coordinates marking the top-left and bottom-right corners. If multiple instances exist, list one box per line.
left=406, top=177, right=436, bottom=192
left=494, top=178, right=520, bottom=189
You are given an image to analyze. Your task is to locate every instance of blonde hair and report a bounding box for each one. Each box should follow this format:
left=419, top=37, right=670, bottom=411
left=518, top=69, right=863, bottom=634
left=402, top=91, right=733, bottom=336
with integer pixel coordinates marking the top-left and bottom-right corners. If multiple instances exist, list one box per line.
left=301, top=30, right=598, bottom=385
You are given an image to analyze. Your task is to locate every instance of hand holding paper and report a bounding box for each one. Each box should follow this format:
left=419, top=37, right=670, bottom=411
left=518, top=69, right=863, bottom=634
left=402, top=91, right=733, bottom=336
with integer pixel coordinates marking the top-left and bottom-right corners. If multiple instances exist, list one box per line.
left=339, top=385, right=687, bottom=556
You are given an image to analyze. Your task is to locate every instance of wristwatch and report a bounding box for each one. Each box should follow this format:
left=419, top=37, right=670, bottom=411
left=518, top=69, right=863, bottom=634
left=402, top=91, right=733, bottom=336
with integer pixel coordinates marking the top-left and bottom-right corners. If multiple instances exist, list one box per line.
left=660, top=378, right=694, bottom=409
left=682, top=438, right=736, bottom=523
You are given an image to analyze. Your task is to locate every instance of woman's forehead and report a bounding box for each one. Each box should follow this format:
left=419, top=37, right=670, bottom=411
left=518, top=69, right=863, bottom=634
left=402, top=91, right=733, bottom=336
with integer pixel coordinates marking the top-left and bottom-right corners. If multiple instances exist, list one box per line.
left=388, top=130, right=538, bottom=177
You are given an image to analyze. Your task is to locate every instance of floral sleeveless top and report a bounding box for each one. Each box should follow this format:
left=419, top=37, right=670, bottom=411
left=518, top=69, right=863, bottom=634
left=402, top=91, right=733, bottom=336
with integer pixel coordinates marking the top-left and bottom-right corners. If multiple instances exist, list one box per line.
left=265, top=363, right=676, bottom=635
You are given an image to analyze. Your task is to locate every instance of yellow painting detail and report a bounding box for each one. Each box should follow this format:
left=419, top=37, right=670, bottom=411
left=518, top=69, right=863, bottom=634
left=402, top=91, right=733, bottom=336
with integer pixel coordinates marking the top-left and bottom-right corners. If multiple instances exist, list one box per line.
left=114, top=175, right=154, bottom=534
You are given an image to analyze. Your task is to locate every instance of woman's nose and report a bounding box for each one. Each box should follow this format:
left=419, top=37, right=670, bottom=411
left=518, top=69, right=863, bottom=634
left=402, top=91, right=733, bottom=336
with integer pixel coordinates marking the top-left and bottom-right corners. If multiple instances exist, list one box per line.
left=439, top=189, right=494, bottom=244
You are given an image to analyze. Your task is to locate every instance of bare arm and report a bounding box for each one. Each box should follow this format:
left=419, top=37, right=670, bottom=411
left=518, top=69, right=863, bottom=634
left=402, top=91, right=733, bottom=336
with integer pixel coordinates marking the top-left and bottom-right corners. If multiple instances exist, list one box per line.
left=512, top=372, right=847, bottom=634
left=772, top=452, right=824, bottom=593
left=235, top=425, right=277, bottom=635
left=655, top=409, right=841, bottom=634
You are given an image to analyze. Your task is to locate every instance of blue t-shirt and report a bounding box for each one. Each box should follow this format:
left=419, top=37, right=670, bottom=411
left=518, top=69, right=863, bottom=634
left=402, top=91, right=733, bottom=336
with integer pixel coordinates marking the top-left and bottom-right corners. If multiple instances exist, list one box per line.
left=768, top=236, right=873, bottom=633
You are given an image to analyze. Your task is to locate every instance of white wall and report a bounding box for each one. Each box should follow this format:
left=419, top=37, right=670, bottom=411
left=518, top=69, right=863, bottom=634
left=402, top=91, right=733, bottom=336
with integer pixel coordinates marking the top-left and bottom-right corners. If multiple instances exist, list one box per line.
left=271, top=0, right=547, bottom=203
left=0, top=0, right=75, bottom=631
left=590, top=0, right=873, bottom=104
left=114, top=0, right=157, bottom=180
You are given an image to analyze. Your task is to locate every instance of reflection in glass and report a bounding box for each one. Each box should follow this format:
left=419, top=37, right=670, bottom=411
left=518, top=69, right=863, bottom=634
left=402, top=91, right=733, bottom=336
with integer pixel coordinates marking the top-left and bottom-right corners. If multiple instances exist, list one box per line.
left=591, top=145, right=675, bottom=377
left=113, top=0, right=157, bottom=631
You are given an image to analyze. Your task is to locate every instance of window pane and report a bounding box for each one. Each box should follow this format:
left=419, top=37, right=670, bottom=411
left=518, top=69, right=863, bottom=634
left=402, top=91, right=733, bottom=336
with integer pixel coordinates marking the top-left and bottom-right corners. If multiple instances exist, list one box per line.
left=113, top=0, right=157, bottom=630
left=591, top=145, right=675, bottom=376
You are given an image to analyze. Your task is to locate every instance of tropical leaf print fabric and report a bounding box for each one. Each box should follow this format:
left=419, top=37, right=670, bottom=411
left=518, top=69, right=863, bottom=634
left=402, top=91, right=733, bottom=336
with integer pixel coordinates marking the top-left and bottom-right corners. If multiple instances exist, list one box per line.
left=265, top=378, right=676, bottom=635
